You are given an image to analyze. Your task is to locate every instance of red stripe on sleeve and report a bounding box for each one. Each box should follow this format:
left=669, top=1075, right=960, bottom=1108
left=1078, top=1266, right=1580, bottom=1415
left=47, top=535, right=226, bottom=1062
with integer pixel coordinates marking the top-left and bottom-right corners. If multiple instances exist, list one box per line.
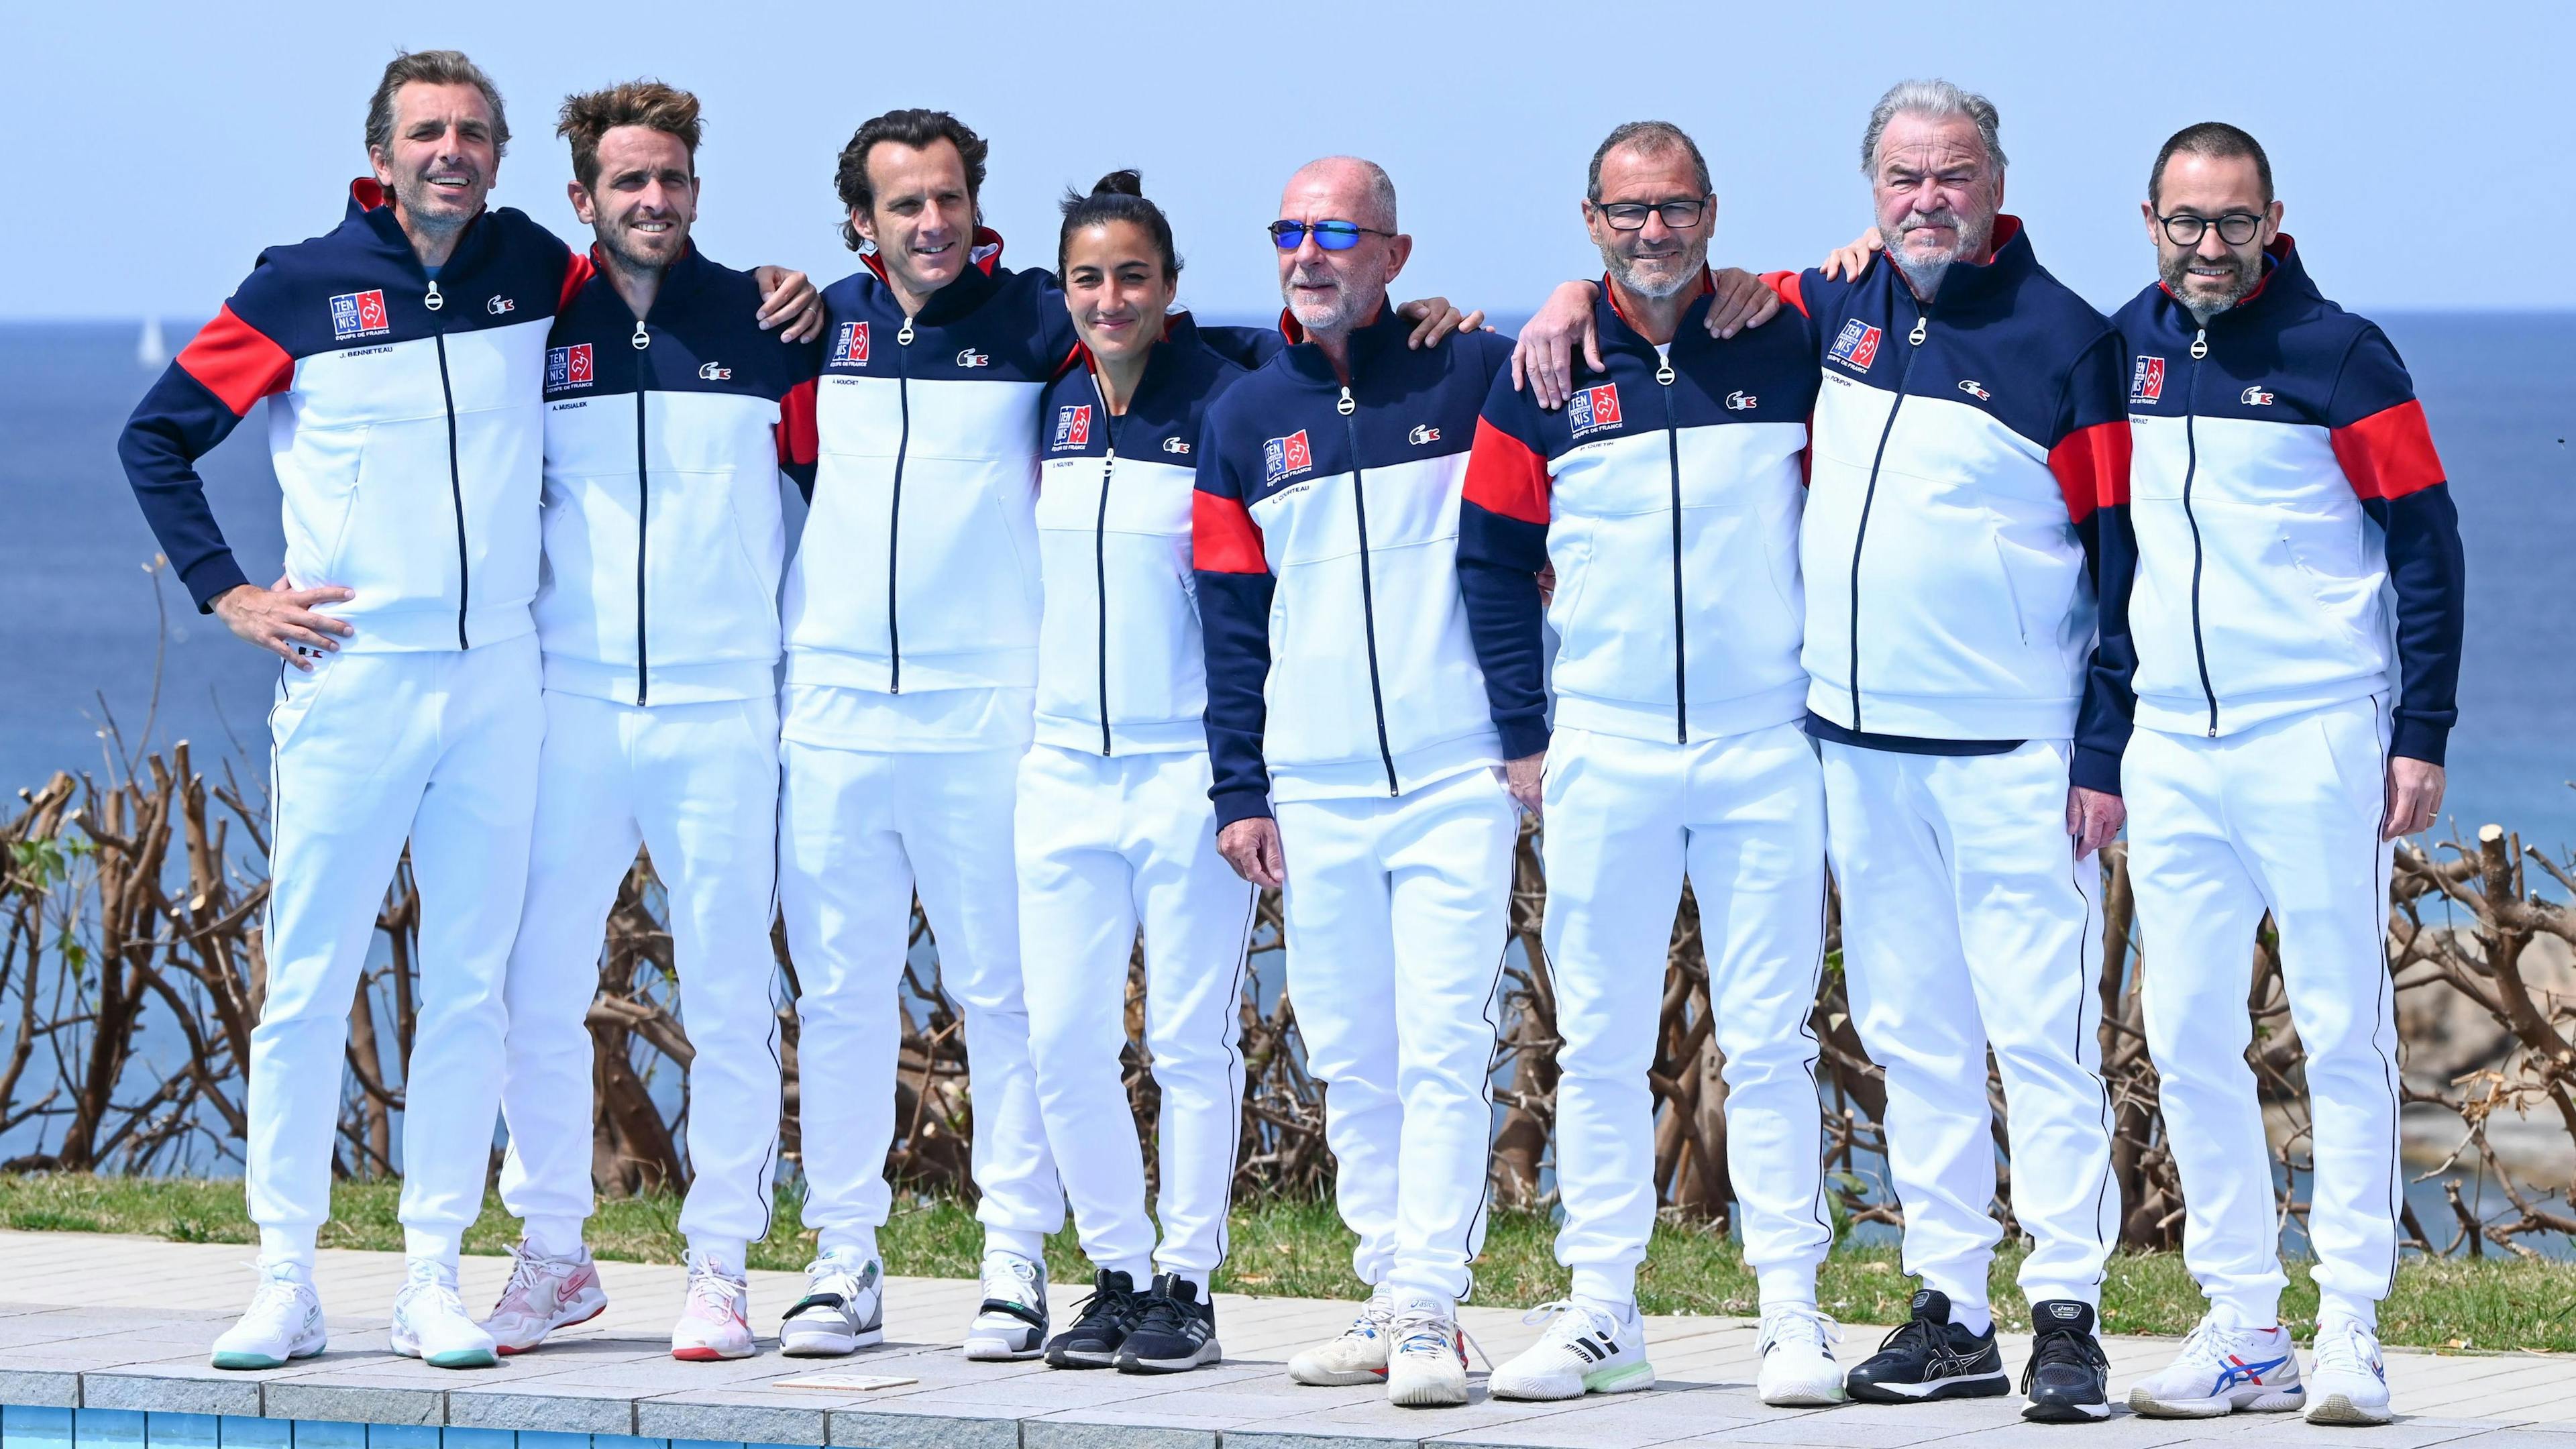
left=2332, top=399, right=2446, bottom=502
left=174, top=305, right=293, bottom=417
left=2047, top=419, right=2131, bottom=523
left=1759, top=270, right=1809, bottom=317
left=775, top=378, right=818, bottom=467
left=559, top=250, right=596, bottom=312
left=1192, top=490, right=1269, bottom=575
left=1462, top=419, right=1552, bottom=525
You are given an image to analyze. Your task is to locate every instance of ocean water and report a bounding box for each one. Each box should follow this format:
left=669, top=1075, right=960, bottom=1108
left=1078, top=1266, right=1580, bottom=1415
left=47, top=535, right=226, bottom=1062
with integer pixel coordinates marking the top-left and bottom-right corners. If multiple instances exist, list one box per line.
left=3, top=314, right=2567, bottom=851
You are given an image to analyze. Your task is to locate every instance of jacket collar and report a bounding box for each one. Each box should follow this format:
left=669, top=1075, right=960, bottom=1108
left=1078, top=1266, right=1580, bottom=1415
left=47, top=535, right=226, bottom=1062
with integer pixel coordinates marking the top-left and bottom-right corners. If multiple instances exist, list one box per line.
left=2155, top=233, right=2308, bottom=329
left=1275, top=301, right=1411, bottom=387
left=860, top=226, right=1007, bottom=326
left=1597, top=268, right=1714, bottom=357
left=343, top=176, right=494, bottom=276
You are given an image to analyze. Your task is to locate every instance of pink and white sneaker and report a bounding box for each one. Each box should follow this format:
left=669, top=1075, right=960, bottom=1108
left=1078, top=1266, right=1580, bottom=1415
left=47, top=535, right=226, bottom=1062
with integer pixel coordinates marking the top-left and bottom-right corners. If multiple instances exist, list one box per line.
left=480, top=1239, right=608, bottom=1355
left=672, top=1250, right=757, bottom=1361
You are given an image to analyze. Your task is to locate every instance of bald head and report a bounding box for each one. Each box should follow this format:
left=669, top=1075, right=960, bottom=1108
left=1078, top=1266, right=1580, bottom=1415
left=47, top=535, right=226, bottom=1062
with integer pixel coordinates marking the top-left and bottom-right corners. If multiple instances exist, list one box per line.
left=1284, top=155, right=1398, bottom=231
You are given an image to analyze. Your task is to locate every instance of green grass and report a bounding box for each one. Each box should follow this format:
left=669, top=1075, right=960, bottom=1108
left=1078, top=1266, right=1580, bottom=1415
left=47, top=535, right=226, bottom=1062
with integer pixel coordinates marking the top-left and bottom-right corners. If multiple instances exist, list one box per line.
left=5, top=1173, right=2571, bottom=1351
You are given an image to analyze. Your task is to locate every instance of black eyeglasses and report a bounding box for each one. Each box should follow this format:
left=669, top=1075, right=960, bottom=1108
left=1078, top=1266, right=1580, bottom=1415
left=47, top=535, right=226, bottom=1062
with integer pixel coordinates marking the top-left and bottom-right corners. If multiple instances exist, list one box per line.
left=1596, top=198, right=1709, bottom=231
left=1268, top=219, right=1396, bottom=252
left=2157, top=211, right=2264, bottom=246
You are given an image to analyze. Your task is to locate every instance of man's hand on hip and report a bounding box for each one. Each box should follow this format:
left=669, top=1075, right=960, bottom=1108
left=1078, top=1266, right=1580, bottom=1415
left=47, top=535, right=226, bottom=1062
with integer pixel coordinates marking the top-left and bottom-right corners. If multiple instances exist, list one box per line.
left=213, top=577, right=356, bottom=670
left=1504, top=753, right=1544, bottom=818
left=2066, top=785, right=2125, bottom=861
left=1218, top=818, right=1286, bottom=888
left=2383, top=757, right=2445, bottom=841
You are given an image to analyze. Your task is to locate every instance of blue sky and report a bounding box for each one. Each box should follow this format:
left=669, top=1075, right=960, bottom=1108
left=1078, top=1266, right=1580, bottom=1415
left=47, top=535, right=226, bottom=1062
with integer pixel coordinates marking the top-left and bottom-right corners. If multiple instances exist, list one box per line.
left=21, top=0, right=2569, bottom=321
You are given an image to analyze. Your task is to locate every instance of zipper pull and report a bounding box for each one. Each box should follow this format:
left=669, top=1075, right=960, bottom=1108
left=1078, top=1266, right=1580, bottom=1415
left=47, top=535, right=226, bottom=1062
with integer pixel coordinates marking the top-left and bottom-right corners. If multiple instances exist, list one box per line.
left=1336, top=385, right=1355, bottom=417
left=631, top=319, right=651, bottom=350
left=424, top=278, right=443, bottom=312
left=1655, top=359, right=1675, bottom=386
left=1907, top=314, right=1927, bottom=346
left=2190, top=327, right=2208, bottom=360
left=897, top=315, right=915, bottom=346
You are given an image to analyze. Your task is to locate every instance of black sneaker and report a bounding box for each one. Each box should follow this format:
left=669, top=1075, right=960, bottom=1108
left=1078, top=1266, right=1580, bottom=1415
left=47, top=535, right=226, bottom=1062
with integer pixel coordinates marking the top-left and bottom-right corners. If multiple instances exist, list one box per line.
left=1115, top=1273, right=1222, bottom=1374
left=2021, top=1300, right=2110, bottom=1422
left=1846, top=1289, right=2010, bottom=1403
left=1044, top=1269, right=1142, bottom=1369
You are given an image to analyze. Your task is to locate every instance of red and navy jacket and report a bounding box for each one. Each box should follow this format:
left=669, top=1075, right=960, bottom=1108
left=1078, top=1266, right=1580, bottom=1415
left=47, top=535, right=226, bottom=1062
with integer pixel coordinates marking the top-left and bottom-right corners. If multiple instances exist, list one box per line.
left=1035, top=314, right=1251, bottom=757
left=1764, top=216, right=2132, bottom=792
left=1193, top=307, right=1518, bottom=826
left=2102, top=237, right=2463, bottom=763
left=1459, top=278, right=1819, bottom=755
left=118, top=179, right=584, bottom=651
left=535, top=243, right=820, bottom=706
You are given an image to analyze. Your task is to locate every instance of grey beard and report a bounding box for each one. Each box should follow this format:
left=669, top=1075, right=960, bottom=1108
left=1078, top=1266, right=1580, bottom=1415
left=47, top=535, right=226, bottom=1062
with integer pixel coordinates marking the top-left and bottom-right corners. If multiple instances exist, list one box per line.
left=1603, top=246, right=1707, bottom=301
left=1890, top=250, right=1950, bottom=299
left=2162, top=254, right=2259, bottom=325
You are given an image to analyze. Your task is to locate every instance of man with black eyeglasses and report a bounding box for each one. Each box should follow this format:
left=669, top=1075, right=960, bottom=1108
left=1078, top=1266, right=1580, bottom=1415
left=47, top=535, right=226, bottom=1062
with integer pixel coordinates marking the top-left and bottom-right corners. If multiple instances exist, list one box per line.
left=1195, top=155, right=1519, bottom=1410
left=1456, top=120, right=1841, bottom=1409
left=2104, top=123, right=2463, bottom=1430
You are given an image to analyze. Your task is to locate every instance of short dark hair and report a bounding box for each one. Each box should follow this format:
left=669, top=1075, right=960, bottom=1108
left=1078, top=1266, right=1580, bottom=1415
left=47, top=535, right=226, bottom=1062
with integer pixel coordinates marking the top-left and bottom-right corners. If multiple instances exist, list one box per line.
left=1588, top=120, right=1711, bottom=203
left=835, top=108, right=987, bottom=252
left=2150, top=121, right=2273, bottom=208
left=557, top=80, right=702, bottom=192
left=366, top=50, right=510, bottom=160
left=1058, top=170, right=1182, bottom=282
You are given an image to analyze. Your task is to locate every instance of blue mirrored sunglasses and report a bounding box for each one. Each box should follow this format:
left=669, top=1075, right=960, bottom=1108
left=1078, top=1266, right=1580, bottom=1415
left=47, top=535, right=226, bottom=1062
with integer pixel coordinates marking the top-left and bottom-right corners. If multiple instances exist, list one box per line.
left=1268, top=219, right=1396, bottom=252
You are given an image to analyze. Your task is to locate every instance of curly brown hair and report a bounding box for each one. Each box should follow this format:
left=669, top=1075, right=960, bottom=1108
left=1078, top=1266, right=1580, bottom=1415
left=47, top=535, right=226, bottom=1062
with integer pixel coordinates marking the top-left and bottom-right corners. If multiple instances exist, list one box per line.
left=557, top=80, right=702, bottom=192
left=835, top=108, right=986, bottom=252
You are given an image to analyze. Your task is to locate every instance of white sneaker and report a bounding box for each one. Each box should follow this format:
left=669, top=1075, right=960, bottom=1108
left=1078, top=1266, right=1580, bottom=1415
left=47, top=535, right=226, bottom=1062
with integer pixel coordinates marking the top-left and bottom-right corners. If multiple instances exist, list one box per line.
left=389, top=1259, right=498, bottom=1369
left=1488, top=1297, right=1654, bottom=1401
left=1756, top=1303, right=1847, bottom=1407
left=1384, top=1294, right=1471, bottom=1409
left=480, top=1239, right=608, bottom=1355
left=780, top=1248, right=885, bottom=1356
left=1287, top=1285, right=1395, bottom=1386
left=2126, top=1309, right=2304, bottom=1417
left=2306, top=1317, right=2392, bottom=1426
left=672, top=1251, right=756, bottom=1361
left=209, top=1262, right=327, bottom=1370
left=963, top=1250, right=1049, bottom=1360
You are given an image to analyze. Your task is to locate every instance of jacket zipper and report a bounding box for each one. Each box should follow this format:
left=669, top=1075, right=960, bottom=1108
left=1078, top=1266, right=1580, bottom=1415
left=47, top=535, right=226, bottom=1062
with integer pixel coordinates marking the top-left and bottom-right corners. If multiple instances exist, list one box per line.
left=2181, top=324, right=2218, bottom=737
left=1845, top=302, right=1929, bottom=729
left=1093, top=406, right=1118, bottom=757
left=426, top=278, right=470, bottom=650
left=888, top=315, right=915, bottom=692
left=631, top=317, right=653, bottom=704
left=1656, top=354, right=1688, bottom=743
left=1339, top=384, right=1400, bottom=795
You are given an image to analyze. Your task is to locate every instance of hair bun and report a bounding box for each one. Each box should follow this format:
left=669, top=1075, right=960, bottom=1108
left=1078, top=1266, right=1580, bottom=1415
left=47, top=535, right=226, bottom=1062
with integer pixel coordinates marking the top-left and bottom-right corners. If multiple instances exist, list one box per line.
left=1092, top=169, right=1144, bottom=198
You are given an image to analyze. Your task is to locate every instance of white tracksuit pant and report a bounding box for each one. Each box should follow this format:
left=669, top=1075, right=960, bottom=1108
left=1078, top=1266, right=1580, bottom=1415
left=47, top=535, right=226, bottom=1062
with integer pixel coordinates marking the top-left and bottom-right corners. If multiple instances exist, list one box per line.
left=1016, top=745, right=1258, bottom=1285
left=250, top=635, right=541, bottom=1263
left=1820, top=737, right=2117, bottom=1313
left=1277, top=766, right=1518, bottom=1305
left=778, top=738, right=1059, bottom=1260
left=1543, top=722, right=1831, bottom=1308
left=2127, top=695, right=2400, bottom=1329
left=496, top=690, right=784, bottom=1257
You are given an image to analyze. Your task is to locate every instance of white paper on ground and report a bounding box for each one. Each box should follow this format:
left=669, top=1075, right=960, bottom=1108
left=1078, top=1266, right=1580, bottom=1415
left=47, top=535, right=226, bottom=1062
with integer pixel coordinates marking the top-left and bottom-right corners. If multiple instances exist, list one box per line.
left=769, top=1373, right=922, bottom=1392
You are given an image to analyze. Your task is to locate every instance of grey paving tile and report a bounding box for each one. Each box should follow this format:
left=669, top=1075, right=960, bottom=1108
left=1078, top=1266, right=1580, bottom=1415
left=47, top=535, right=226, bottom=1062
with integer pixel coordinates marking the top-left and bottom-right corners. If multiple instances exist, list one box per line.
left=1021, top=1418, right=1216, bottom=1449
left=258, top=1377, right=448, bottom=1426
left=825, top=1401, right=1024, bottom=1448
left=0, top=1364, right=80, bottom=1407
left=634, top=1391, right=834, bottom=1446
left=80, top=1362, right=266, bottom=1417
left=443, top=1381, right=641, bottom=1434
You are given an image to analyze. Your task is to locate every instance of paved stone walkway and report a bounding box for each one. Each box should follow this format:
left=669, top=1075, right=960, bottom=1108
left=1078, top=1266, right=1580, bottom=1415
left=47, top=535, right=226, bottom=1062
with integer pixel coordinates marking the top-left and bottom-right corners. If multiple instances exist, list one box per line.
left=1, top=1230, right=2573, bottom=1447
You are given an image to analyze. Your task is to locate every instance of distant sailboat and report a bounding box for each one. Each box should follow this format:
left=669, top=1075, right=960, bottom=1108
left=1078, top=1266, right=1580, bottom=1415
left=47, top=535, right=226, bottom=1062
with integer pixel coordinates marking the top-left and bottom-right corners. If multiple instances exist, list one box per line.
left=137, top=316, right=168, bottom=368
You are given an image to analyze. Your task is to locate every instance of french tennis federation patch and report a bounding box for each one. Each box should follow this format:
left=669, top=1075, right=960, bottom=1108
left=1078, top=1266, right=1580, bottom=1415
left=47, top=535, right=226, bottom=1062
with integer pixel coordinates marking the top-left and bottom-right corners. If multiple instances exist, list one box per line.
left=329, top=290, right=390, bottom=341
left=830, top=321, right=870, bottom=366
left=1263, top=429, right=1313, bottom=486
left=546, top=343, right=594, bottom=390
left=1568, top=383, right=1623, bottom=439
left=2131, top=356, right=2166, bottom=404
left=1053, top=404, right=1091, bottom=449
left=1829, top=319, right=1882, bottom=372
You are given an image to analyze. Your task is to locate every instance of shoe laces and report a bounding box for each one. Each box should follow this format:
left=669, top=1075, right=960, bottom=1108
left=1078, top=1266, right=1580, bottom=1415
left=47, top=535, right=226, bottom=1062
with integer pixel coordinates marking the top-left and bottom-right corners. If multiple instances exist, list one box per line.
left=684, top=1258, right=745, bottom=1320
left=400, top=1262, right=468, bottom=1318
left=1522, top=1298, right=1621, bottom=1348
left=1758, top=1304, right=1839, bottom=1353
left=1130, top=1285, right=1197, bottom=1340
left=2313, top=1320, right=2380, bottom=1376
left=802, top=1251, right=867, bottom=1291
left=2029, top=1318, right=2108, bottom=1372
left=495, top=1241, right=559, bottom=1311
left=1391, top=1305, right=1488, bottom=1370
left=980, top=1252, right=1040, bottom=1305
left=1071, top=1277, right=1143, bottom=1334
left=243, top=1262, right=309, bottom=1318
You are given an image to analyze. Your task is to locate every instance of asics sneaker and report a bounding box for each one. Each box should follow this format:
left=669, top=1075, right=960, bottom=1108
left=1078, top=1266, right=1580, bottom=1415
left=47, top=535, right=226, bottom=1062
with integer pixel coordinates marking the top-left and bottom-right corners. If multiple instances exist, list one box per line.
left=670, top=1250, right=756, bottom=1361
left=1045, top=1269, right=1141, bottom=1369
left=480, top=1238, right=608, bottom=1355
left=209, top=1261, right=327, bottom=1370
left=1287, top=1283, right=1395, bottom=1385
left=779, top=1248, right=885, bottom=1356
left=1756, top=1303, right=1847, bottom=1406
left=1487, top=1297, right=1653, bottom=1401
left=1383, top=1293, right=1471, bottom=1408
left=2021, top=1299, right=2112, bottom=1422
left=2306, top=1317, right=2393, bottom=1426
left=2127, top=1309, right=2304, bottom=1417
left=1845, top=1289, right=2009, bottom=1403
left=389, top=1258, right=499, bottom=1369
left=1117, top=1273, right=1222, bottom=1374
left=963, top=1250, right=1049, bottom=1361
